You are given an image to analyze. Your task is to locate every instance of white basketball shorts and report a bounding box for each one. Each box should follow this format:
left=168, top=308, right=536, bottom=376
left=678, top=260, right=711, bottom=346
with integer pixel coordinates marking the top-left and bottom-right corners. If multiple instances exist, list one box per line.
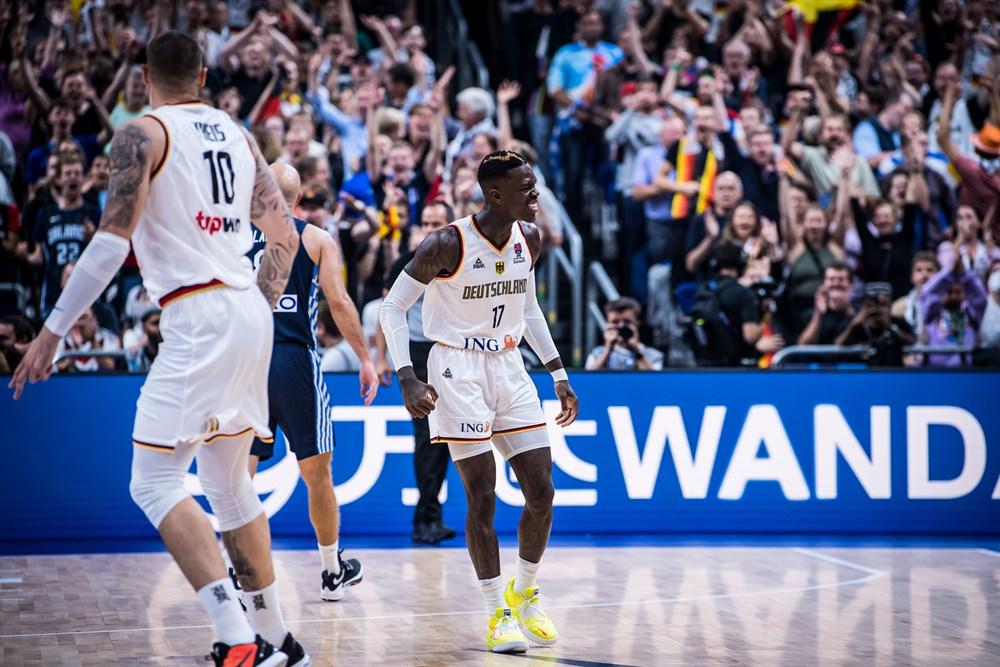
left=426, top=343, right=549, bottom=460
left=132, top=284, right=273, bottom=451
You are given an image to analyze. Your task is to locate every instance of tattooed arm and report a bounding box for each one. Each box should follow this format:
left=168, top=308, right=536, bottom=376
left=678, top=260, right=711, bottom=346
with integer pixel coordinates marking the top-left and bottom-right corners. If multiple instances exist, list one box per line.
left=9, top=119, right=162, bottom=399
left=99, top=119, right=161, bottom=237
left=241, top=127, right=300, bottom=309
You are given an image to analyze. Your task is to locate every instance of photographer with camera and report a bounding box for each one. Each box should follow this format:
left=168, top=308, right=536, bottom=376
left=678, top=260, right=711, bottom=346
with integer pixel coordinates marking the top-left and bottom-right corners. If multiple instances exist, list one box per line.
left=586, top=297, right=664, bottom=370
left=688, top=243, right=763, bottom=367
left=835, top=282, right=916, bottom=366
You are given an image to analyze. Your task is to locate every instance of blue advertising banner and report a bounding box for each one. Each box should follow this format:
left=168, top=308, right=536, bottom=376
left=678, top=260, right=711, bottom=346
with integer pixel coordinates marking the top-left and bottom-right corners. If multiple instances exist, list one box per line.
left=1, top=372, right=998, bottom=542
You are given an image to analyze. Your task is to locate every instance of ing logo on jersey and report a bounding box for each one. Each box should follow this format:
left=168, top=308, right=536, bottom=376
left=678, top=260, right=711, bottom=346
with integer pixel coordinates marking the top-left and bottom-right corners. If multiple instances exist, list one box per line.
left=513, top=242, right=526, bottom=264
left=495, top=261, right=505, bottom=275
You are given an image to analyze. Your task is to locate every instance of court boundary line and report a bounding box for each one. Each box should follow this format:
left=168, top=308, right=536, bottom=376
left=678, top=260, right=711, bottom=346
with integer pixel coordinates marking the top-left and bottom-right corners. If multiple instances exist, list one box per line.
left=0, top=547, right=887, bottom=640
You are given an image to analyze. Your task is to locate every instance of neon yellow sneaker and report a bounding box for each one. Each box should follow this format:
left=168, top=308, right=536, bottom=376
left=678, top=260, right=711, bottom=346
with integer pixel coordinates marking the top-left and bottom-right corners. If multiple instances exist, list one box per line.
left=486, top=608, right=528, bottom=653
left=504, top=579, right=558, bottom=646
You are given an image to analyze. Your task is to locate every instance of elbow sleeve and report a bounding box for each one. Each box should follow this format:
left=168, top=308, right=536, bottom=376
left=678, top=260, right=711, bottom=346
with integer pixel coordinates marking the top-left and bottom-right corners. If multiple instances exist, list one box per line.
left=378, top=270, right=428, bottom=372
left=522, top=271, right=559, bottom=365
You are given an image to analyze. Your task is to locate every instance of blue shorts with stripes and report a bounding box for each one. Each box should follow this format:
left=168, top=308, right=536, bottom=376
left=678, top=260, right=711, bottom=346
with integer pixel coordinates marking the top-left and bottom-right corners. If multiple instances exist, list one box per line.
left=251, top=343, right=335, bottom=461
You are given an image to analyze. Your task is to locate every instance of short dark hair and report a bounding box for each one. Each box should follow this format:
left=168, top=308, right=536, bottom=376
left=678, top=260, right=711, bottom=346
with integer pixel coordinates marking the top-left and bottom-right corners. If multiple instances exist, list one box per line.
left=0, top=315, right=36, bottom=343
left=605, top=297, right=641, bottom=317
left=714, top=242, right=745, bottom=273
left=295, top=155, right=322, bottom=181
left=911, top=250, right=940, bottom=271
left=387, top=62, right=416, bottom=88
left=825, top=261, right=851, bottom=277
left=477, top=150, right=528, bottom=185
left=146, top=31, right=204, bottom=91
left=50, top=98, right=77, bottom=116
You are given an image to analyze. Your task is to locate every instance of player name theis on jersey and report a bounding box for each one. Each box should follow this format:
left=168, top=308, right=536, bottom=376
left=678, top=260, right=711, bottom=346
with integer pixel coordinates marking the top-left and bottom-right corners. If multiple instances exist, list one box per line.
left=193, top=121, right=227, bottom=142
left=461, top=278, right=528, bottom=300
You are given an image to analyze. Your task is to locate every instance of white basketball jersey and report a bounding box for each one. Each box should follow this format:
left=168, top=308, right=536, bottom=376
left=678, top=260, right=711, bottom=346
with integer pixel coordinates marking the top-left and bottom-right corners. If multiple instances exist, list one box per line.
left=131, top=103, right=257, bottom=303
left=422, top=216, right=534, bottom=351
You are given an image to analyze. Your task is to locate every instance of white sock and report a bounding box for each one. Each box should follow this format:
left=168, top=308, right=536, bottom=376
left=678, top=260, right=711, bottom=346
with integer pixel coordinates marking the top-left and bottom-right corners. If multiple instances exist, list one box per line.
left=479, top=574, right=505, bottom=614
left=514, top=557, right=541, bottom=593
left=244, top=582, right=288, bottom=646
left=197, top=578, right=255, bottom=646
left=319, top=541, right=340, bottom=575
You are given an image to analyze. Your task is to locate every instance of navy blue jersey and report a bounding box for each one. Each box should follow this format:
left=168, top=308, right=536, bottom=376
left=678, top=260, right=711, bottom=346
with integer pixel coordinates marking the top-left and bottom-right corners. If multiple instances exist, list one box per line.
left=248, top=217, right=318, bottom=348
left=34, top=201, right=101, bottom=316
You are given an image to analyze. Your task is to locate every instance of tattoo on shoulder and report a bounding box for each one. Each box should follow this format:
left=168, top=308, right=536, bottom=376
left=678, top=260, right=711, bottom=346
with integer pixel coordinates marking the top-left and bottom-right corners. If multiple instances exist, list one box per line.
left=100, top=124, right=150, bottom=231
left=410, top=226, right=461, bottom=282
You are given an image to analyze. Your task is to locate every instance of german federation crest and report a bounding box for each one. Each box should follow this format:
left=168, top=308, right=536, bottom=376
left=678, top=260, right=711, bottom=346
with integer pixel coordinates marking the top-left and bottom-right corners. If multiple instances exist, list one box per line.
left=496, top=261, right=505, bottom=275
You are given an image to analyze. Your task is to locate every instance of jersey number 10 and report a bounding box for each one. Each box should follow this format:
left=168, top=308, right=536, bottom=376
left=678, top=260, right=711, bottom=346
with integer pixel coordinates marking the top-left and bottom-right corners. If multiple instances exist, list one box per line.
left=202, top=150, right=236, bottom=205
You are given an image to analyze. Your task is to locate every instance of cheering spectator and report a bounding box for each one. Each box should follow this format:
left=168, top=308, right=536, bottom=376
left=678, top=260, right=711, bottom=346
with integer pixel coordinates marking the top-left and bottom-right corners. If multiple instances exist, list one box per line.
left=799, top=263, right=856, bottom=345
left=937, top=205, right=1000, bottom=282
left=892, top=251, right=940, bottom=336
left=54, top=306, right=121, bottom=373
left=17, top=153, right=100, bottom=317
left=683, top=171, right=744, bottom=280
left=920, top=260, right=989, bottom=367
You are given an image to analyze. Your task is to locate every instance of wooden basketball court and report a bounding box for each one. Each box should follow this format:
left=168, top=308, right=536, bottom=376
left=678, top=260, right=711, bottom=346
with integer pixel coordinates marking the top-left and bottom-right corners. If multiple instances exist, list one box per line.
left=1, top=545, right=997, bottom=665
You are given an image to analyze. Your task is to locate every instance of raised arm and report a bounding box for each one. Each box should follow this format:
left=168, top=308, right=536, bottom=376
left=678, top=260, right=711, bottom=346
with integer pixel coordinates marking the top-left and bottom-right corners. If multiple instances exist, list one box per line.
left=217, top=14, right=263, bottom=73
left=496, top=80, right=520, bottom=150
left=242, top=128, right=300, bottom=309
left=781, top=109, right=806, bottom=161
left=935, top=80, right=962, bottom=164
left=90, top=92, right=115, bottom=146
left=422, top=102, right=447, bottom=184
left=338, top=0, right=359, bottom=50
left=360, top=15, right=399, bottom=62
left=302, top=224, right=377, bottom=404
left=102, top=59, right=132, bottom=110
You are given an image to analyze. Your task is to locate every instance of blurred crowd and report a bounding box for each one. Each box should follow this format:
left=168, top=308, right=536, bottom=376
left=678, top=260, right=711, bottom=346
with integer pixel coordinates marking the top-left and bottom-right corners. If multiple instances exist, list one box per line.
left=0, top=0, right=999, bottom=373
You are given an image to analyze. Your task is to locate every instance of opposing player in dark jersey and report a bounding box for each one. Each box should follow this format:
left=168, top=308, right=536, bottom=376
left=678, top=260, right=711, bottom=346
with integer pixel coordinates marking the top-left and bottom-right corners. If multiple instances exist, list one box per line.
left=246, top=163, right=377, bottom=601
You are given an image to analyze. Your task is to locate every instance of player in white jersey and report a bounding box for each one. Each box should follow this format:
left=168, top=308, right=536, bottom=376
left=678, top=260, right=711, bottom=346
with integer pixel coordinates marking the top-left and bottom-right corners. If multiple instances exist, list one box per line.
left=11, top=32, right=307, bottom=667
left=380, top=151, right=579, bottom=654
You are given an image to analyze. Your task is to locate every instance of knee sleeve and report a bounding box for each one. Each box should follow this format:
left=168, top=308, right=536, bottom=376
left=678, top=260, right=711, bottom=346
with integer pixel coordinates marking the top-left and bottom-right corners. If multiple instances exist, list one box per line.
left=130, top=445, right=194, bottom=529
left=196, top=435, right=263, bottom=532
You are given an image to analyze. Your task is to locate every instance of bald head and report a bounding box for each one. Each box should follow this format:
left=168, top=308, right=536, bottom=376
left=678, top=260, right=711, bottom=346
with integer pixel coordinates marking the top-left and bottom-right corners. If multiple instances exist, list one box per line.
left=270, top=162, right=301, bottom=208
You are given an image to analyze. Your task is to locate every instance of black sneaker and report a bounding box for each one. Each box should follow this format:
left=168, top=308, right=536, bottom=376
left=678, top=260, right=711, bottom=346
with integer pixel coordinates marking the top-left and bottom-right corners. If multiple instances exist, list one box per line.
left=228, top=567, right=247, bottom=612
left=277, top=632, right=311, bottom=666
left=320, top=550, right=364, bottom=601
left=428, top=520, right=457, bottom=542
left=209, top=634, right=287, bottom=666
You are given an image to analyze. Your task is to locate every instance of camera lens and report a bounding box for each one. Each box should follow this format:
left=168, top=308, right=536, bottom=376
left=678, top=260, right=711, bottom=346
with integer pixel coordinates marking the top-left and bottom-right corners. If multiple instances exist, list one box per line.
left=618, top=325, right=634, bottom=341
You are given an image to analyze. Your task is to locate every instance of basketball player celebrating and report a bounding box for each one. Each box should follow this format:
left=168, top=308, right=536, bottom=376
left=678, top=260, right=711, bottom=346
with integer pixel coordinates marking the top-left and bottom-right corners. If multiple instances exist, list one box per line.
left=246, top=162, right=376, bottom=601
left=379, top=150, right=579, bottom=654
left=11, top=33, right=308, bottom=667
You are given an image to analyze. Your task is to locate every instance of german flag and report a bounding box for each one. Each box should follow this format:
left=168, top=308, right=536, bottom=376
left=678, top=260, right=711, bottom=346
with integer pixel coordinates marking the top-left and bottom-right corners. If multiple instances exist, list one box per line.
left=783, top=0, right=861, bottom=52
